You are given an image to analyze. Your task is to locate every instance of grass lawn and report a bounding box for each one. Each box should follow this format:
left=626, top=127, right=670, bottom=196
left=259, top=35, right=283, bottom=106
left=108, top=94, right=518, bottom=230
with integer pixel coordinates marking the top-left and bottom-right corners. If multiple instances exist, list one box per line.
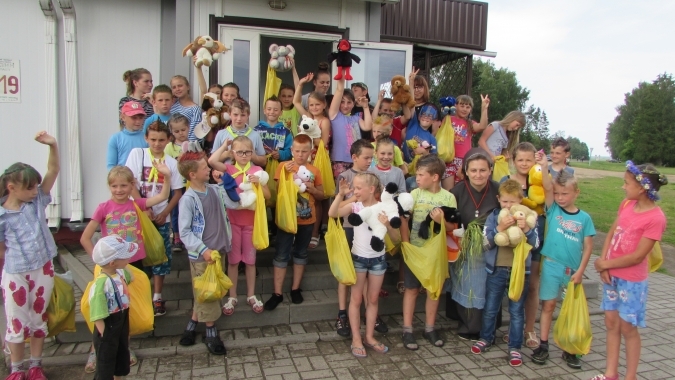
left=570, top=160, right=675, bottom=175
left=577, top=176, right=675, bottom=246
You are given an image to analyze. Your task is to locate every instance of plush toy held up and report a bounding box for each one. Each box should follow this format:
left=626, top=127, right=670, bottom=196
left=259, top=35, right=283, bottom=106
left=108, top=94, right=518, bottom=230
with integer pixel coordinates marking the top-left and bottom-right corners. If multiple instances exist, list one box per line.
left=269, top=44, right=295, bottom=72
left=389, top=75, right=415, bottom=112
left=327, top=39, right=361, bottom=80
left=520, top=163, right=548, bottom=215
left=439, top=96, right=457, bottom=117
left=194, top=93, right=229, bottom=140
left=297, top=115, right=322, bottom=143
left=348, top=183, right=413, bottom=252
left=238, top=171, right=270, bottom=210
left=293, top=165, right=314, bottom=193
left=494, top=205, right=537, bottom=247
left=182, top=35, right=228, bottom=68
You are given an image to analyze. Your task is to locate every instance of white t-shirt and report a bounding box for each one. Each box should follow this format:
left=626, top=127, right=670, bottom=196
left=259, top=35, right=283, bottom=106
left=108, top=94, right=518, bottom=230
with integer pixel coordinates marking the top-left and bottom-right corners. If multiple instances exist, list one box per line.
left=351, top=202, right=386, bottom=259
left=125, top=148, right=183, bottom=222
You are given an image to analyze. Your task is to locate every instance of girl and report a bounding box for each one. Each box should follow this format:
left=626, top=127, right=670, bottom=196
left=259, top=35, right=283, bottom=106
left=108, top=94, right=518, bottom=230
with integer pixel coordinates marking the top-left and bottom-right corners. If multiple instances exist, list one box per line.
left=371, top=118, right=408, bottom=174
left=208, top=136, right=270, bottom=315
left=0, top=131, right=59, bottom=380
left=329, top=174, right=399, bottom=358
left=119, top=68, right=154, bottom=118
left=278, top=84, right=301, bottom=136
left=170, top=75, right=203, bottom=142
left=80, top=164, right=171, bottom=372
left=165, top=114, right=190, bottom=159
left=221, top=82, right=240, bottom=106
left=478, top=110, right=526, bottom=160
left=125, top=121, right=184, bottom=316
left=293, top=62, right=331, bottom=109
left=107, top=101, right=150, bottom=171
left=293, top=74, right=331, bottom=150
left=591, top=162, right=667, bottom=380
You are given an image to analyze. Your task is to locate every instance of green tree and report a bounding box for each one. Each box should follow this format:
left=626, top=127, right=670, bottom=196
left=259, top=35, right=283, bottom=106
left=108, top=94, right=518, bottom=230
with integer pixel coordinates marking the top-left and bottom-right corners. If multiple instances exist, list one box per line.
left=521, top=105, right=551, bottom=150
left=567, top=136, right=590, bottom=160
left=470, top=59, right=530, bottom=122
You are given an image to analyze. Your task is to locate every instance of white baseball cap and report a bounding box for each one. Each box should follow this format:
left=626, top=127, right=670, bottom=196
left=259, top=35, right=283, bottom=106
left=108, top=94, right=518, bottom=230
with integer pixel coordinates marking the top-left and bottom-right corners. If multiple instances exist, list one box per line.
left=193, top=120, right=211, bottom=139
left=92, top=235, right=139, bottom=266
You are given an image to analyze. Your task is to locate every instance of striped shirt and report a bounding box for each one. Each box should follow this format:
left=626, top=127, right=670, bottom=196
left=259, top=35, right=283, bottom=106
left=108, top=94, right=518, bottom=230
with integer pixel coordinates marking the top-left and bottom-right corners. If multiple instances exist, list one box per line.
left=171, top=102, right=203, bottom=141
left=118, top=96, right=154, bottom=118
left=0, top=186, right=57, bottom=274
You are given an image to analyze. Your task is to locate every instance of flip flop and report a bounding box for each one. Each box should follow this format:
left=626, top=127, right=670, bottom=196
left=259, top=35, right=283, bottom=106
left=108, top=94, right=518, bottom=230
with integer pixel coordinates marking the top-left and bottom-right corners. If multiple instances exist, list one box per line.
left=351, top=345, right=367, bottom=358
left=364, top=341, right=389, bottom=354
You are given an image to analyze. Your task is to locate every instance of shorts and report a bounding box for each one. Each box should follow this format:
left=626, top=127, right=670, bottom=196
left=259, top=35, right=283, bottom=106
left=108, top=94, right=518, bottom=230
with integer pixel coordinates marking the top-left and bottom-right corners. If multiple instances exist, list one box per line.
left=332, top=161, right=352, bottom=179
left=351, top=254, right=387, bottom=275
left=601, top=276, right=648, bottom=328
left=539, top=257, right=573, bottom=301
left=190, top=261, right=223, bottom=323
left=443, top=157, right=463, bottom=181
left=152, top=223, right=173, bottom=276
left=229, top=224, right=256, bottom=265
left=402, top=260, right=423, bottom=290
left=273, top=224, right=313, bottom=268
left=93, top=309, right=130, bottom=379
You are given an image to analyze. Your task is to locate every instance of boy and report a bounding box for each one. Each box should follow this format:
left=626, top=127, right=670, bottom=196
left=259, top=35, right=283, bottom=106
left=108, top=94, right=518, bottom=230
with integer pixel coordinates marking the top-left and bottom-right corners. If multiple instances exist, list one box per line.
left=264, top=134, right=324, bottom=310
left=254, top=96, right=293, bottom=162
left=89, top=235, right=137, bottom=380
left=107, top=101, right=148, bottom=170
left=549, top=137, right=575, bottom=180
left=143, top=85, right=173, bottom=133
left=400, top=155, right=457, bottom=350
left=371, top=117, right=408, bottom=174
left=532, top=152, right=594, bottom=369
left=177, top=151, right=239, bottom=355
left=212, top=99, right=267, bottom=167
left=471, top=179, right=539, bottom=367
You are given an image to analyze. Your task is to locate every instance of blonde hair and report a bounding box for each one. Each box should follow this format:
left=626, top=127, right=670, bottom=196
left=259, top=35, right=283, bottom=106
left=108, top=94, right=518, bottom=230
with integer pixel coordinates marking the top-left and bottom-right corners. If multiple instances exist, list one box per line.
left=170, top=75, right=190, bottom=96
left=231, top=136, right=253, bottom=150
left=107, top=166, right=135, bottom=185
left=498, top=111, right=526, bottom=157
left=555, top=171, right=579, bottom=191
left=456, top=95, right=474, bottom=108
left=354, top=172, right=382, bottom=196
left=498, top=179, right=523, bottom=199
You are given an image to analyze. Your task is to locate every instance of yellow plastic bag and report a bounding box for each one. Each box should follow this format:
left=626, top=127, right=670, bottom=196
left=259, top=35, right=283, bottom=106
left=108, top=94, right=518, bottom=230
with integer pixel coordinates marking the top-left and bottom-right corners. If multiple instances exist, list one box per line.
left=553, top=282, right=593, bottom=355
left=81, top=265, right=154, bottom=336
left=133, top=202, right=168, bottom=267
left=436, top=117, right=455, bottom=163
left=621, top=200, right=662, bottom=272
left=193, top=252, right=233, bottom=303
left=265, top=156, right=279, bottom=207
left=401, top=222, right=449, bottom=300
left=492, top=155, right=510, bottom=182
left=253, top=183, right=269, bottom=250
left=385, top=234, right=400, bottom=256
left=47, top=275, right=76, bottom=337
left=276, top=165, right=298, bottom=234
left=264, top=64, right=282, bottom=103
left=314, top=140, right=335, bottom=198
left=508, top=239, right=533, bottom=301
left=325, top=218, right=356, bottom=285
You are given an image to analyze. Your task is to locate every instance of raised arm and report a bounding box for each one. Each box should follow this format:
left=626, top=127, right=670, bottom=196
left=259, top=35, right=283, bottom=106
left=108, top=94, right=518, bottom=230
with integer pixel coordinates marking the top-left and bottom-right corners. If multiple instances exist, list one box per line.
left=208, top=139, right=232, bottom=172
left=537, top=151, right=554, bottom=208
left=195, top=64, right=208, bottom=100
left=293, top=73, right=312, bottom=117
left=372, top=90, right=385, bottom=117
left=328, top=178, right=354, bottom=218
left=472, top=94, right=490, bottom=133
left=291, top=60, right=300, bottom=88
left=357, top=96, right=373, bottom=131
left=329, top=78, right=345, bottom=120
left=34, top=131, right=59, bottom=193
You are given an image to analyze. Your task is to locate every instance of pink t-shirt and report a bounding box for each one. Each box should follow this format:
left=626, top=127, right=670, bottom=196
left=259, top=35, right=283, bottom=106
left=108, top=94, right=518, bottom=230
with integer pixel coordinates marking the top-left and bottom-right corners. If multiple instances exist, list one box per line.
left=225, top=163, right=263, bottom=226
left=607, top=200, right=666, bottom=282
left=91, top=198, right=149, bottom=263
left=451, top=116, right=473, bottom=159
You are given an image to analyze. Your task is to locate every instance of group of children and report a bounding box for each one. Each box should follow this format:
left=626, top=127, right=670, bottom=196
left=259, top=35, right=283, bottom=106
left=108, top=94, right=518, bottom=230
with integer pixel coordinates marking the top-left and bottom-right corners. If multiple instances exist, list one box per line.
left=0, top=63, right=667, bottom=380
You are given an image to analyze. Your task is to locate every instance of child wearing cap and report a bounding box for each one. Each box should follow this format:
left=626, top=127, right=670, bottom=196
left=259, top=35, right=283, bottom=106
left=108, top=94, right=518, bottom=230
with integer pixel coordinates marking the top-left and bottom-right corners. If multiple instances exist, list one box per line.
left=107, top=101, right=149, bottom=170
left=88, top=235, right=137, bottom=380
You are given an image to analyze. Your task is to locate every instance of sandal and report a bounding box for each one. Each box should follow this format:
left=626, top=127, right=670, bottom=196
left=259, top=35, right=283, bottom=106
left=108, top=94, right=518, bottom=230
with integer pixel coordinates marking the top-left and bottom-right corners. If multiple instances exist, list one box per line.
left=525, top=331, right=539, bottom=348
left=129, top=349, right=138, bottom=366
left=402, top=332, right=418, bottom=351
left=222, top=297, right=237, bottom=316
left=589, top=375, right=618, bottom=380
left=179, top=330, right=196, bottom=346
left=379, top=289, right=389, bottom=298
left=351, top=345, right=367, bottom=358
left=308, top=236, right=320, bottom=249
left=396, top=281, right=405, bottom=294
left=423, top=330, right=444, bottom=347
left=84, top=351, right=96, bottom=373
left=247, top=295, right=264, bottom=314
left=203, top=335, right=227, bottom=356
left=364, top=341, right=389, bottom=354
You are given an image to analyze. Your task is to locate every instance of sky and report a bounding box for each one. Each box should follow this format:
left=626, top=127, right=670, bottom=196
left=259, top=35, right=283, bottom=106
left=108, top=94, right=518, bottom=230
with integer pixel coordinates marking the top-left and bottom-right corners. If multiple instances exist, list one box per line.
left=483, top=0, right=675, bottom=156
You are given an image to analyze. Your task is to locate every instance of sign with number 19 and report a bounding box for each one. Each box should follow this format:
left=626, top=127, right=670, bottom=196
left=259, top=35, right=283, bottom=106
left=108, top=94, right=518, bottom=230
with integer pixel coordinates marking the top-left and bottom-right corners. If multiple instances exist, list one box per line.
left=0, top=59, right=20, bottom=103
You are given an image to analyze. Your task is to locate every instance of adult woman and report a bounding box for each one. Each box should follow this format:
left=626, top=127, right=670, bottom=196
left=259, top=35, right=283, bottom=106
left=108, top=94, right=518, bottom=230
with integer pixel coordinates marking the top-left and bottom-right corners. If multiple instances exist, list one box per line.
left=448, top=148, right=500, bottom=340
left=293, top=62, right=331, bottom=109
left=119, top=68, right=154, bottom=118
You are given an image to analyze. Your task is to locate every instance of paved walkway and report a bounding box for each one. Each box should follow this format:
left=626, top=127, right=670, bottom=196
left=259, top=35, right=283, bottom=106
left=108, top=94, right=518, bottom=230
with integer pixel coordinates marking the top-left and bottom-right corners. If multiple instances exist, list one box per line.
left=3, top=257, right=675, bottom=380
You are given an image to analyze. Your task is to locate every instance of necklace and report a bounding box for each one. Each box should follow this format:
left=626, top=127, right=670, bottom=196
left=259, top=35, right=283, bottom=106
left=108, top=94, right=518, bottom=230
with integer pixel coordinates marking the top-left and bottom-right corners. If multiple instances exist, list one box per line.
left=465, top=180, right=489, bottom=218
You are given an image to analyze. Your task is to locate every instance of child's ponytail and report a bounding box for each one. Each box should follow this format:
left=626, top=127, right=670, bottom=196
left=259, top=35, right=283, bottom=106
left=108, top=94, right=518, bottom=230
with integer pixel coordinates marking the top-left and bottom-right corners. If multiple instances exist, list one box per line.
left=0, top=163, right=42, bottom=198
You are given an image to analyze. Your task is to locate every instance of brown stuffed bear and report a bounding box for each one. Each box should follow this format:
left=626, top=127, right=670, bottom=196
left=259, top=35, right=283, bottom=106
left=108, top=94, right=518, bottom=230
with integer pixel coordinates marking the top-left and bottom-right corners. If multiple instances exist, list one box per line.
left=390, top=75, right=415, bottom=112
left=494, top=204, right=538, bottom=247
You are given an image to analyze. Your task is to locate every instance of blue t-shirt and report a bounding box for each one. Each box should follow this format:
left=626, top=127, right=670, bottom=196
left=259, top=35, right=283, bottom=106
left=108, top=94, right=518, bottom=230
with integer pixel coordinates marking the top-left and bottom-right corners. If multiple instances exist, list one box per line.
left=106, top=129, right=148, bottom=170
left=541, top=202, right=595, bottom=269
left=253, top=121, right=293, bottom=161
left=143, top=113, right=171, bottom=134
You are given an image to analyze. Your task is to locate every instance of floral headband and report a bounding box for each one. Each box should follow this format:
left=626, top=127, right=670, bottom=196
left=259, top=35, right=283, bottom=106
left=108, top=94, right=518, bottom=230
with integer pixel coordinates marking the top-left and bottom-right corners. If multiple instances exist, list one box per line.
left=625, top=160, right=668, bottom=201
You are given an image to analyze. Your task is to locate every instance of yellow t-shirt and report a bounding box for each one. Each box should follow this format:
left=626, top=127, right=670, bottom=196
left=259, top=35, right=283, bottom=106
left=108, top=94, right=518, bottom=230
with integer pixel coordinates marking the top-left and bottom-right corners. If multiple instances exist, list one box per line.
left=371, top=142, right=405, bottom=168
left=279, top=108, right=301, bottom=136
left=164, top=142, right=182, bottom=159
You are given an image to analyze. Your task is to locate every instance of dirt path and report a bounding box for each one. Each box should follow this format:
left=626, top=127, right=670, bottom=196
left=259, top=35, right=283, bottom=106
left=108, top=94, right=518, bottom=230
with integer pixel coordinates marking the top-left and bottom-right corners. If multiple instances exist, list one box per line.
left=574, top=166, right=675, bottom=181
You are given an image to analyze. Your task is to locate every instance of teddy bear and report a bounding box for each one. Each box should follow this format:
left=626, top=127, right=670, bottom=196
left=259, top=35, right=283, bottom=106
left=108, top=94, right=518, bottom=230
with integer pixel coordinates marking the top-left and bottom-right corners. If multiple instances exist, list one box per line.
left=293, top=165, right=314, bottom=193
left=268, top=44, right=295, bottom=72
left=347, top=183, right=413, bottom=252
left=182, top=35, right=228, bottom=68
left=297, top=115, right=322, bottom=142
left=327, top=39, right=361, bottom=80
left=494, top=204, right=538, bottom=247
left=389, top=75, right=415, bottom=112
left=238, top=170, right=270, bottom=210
left=521, top=164, right=548, bottom=215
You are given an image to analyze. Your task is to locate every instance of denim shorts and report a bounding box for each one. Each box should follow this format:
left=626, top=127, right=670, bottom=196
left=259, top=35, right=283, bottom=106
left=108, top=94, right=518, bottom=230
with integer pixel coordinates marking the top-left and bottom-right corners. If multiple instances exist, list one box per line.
left=601, top=276, right=648, bottom=328
left=351, top=254, right=387, bottom=275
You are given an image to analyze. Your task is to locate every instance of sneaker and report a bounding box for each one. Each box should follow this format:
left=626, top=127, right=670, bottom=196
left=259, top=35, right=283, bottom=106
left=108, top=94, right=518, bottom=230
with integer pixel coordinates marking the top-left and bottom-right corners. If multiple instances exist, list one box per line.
left=531, top=345, right=549, bottom=365
left=264, top=293, right=283, bottom=311
left=84, top=351, right=96, bottom=373
left=6, top=372, right=26, bottom=380
left=27, top=367, right=47, bottom=380
left=172, top=241, right=184, bottom=252
left=290, top=288, right=303, bottom=304
left=563, top=351, right=582, bottom=369
left=335, top=314, right=351, bottom=337
left=153, top=299, right=166, bottom=316
left=374, top=315, right=388, bottom=333
left=471, top=339, right=492, bottom=354
left=509, top=349, right=523, bottom=367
